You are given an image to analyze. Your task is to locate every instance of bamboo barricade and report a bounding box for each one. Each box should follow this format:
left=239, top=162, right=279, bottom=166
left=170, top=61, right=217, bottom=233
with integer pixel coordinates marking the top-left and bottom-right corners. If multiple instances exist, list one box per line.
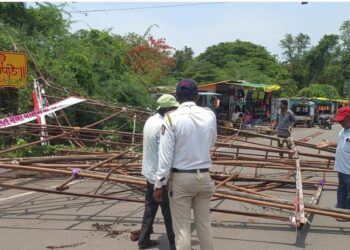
left=0, top=103, right=342, bottom=230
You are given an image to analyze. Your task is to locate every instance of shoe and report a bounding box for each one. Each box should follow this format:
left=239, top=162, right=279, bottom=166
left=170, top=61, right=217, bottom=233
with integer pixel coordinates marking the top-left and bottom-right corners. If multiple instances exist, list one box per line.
left=336, top=217, right=350, bottom=222
left=138, top=240, right=160, bottom=249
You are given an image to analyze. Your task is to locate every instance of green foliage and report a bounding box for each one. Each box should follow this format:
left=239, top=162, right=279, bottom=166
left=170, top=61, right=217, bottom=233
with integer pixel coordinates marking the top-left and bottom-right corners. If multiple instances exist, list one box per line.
left=183, top=59, right=220, bottom=83
left=1, top=2, right=350, bottom=146
left=296, top=83, right=340, bottom=99
left=8, top=138, right=57, bottom=157
left=173, top=46, right=194, bottom=77
left=197, top=40, right=277, bottom=68
left=183, top=40, right=289, bottom=85
left=279, top=33, right=311, bottom=89
left=305, top=34, right=339, bottom=84
left=0, top=2, right=26, bottom=28
left=23, top=3, right=69, bottom=37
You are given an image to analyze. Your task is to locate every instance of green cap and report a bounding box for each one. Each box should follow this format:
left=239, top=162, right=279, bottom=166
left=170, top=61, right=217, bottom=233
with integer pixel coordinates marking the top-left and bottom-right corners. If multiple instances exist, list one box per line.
left=157, top=94, right=179, bottom=110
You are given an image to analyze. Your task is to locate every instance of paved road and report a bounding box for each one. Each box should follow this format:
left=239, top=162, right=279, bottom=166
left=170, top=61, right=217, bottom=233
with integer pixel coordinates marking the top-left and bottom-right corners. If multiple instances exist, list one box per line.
left=0, top=124, right=349, bottom=250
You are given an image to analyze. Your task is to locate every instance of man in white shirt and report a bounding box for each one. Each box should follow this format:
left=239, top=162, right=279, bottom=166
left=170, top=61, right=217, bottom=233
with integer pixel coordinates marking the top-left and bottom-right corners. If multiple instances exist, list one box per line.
left=154, top=79, right=217, bottom=250
left=317, top=106, right=350, bottom=221
left=138, top=94, right=178, bottom=249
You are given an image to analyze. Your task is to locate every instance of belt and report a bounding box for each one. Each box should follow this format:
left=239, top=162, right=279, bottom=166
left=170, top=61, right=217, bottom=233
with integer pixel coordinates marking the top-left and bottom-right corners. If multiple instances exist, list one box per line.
left=172, top=168, right=209, bottom=173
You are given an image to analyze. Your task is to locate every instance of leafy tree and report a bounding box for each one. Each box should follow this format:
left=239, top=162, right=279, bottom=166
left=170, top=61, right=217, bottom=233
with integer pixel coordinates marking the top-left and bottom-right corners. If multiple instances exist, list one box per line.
left=305, top=34, right=339, bottom=84
left=23, top=3, right=69, bottom=37
left=0, top=2, right=26, bottom=28
left=339, top=20, right=350, bottom=97
left=183, top=59, right=220, bottom=83
left=297, top=83, right=339, bottom=99
left=190, top=40, right=289, bottom=86
left=173, top=46, right=194, bottom=76
left=340, top=20, right=350, bottom=52
left=279, top=33, right=310, bottom=88
left=197, top=40, right=277, bottom=68
left=125, top=34, right=175, bottom=84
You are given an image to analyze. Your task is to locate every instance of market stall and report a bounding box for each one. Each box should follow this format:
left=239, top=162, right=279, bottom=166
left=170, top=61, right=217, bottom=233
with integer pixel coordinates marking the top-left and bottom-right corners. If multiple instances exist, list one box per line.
left=198, top=80, right=280, bottom=126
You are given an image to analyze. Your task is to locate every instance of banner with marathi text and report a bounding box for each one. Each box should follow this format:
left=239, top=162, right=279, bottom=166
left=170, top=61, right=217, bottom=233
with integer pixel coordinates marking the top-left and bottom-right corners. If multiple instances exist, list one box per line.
left=0, top=97, right=86, bottom=129
left=0, top=51, right=27, bottom=88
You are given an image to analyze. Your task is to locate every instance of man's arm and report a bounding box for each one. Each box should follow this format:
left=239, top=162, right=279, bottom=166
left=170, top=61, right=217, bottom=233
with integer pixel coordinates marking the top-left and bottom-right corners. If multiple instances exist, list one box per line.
left=153, top=118, right=175, bottom=202
left=273, top=114, right=279, bottom=129
left=317, top=140, right=337, bottom=148
left=154, top=123, right=175, bottom=188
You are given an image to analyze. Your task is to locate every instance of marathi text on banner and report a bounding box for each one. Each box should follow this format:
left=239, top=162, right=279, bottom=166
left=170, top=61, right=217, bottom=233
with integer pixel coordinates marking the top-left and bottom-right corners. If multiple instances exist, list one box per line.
left=0, top=51, right=27, bottom=88
left=0, top=97, right=86, bottom=129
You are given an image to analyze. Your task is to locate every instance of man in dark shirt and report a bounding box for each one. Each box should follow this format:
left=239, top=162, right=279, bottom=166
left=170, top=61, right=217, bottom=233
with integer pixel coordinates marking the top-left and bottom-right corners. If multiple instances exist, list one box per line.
left=276, top=99, right=295, bottom=138
left=275, top=100, right=295, bottom=160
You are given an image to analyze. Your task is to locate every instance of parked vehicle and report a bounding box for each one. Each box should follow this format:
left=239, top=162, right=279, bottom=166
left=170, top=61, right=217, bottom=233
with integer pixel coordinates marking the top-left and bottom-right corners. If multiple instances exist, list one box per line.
left=318, top=115, right=332, bottom=129
left=291, top=101, right=317, bottom=127
left=312, top=98, right=336, bottom=122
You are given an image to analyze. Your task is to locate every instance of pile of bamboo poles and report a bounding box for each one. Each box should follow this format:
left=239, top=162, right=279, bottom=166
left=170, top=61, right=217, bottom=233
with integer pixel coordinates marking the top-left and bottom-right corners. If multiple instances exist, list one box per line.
left=0, top=94, right=345, bottom=230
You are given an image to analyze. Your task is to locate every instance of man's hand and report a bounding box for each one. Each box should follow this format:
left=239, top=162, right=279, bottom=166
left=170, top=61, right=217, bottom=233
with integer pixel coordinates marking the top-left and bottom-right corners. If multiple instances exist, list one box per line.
left=153, top=188, right=163, bottom=203
left=317, top=140, right=330, bottom=148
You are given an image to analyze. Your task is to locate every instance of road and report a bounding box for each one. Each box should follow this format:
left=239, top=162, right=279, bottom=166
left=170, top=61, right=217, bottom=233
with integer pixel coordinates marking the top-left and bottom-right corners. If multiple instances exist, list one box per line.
left=0, top=124, right=349, bottom=250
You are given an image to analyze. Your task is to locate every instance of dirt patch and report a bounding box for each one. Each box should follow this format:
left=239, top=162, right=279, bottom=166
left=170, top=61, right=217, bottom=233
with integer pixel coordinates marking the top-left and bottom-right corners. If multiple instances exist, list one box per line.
left=91, top=223, right=127, bottom=238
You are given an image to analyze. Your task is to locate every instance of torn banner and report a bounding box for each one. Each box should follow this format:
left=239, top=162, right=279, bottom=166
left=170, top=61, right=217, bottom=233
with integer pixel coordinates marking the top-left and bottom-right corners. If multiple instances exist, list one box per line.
left=0, top=97, right=86, bottom=129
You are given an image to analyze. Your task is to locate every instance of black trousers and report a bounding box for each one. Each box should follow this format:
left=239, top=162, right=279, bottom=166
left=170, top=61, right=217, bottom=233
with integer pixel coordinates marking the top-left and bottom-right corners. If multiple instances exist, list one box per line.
left=138, top=181, right=175, bottom=247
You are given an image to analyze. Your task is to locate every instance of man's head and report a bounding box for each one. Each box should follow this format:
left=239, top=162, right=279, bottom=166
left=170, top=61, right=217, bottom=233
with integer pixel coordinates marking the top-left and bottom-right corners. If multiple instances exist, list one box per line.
left=280, top=100, right=288, bottom=112
left=156, top=94, right=179, bottom=116
left=175, top=79, right=198, bottom=103
left=335, top=106, right=350, bottom=129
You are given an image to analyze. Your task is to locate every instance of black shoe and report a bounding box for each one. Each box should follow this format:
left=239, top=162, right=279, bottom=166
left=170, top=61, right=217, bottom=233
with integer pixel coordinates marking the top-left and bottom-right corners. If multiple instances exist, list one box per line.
left=138, top=240, right=160, bottom=249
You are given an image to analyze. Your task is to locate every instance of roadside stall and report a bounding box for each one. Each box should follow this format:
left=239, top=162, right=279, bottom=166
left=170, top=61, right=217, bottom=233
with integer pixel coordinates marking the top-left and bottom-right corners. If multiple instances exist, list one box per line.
left=198, top=80, right=280, bottom=128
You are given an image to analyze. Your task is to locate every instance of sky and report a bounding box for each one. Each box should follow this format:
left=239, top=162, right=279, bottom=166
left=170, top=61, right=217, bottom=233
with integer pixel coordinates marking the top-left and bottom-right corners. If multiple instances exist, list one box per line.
left=31, top=1, right=350, bottom=59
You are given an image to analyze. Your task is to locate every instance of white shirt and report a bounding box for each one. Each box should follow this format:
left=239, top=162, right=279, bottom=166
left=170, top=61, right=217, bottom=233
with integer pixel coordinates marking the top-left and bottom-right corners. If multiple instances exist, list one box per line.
left=231, top=112, right=242, bottom=122
left=141, top=113, right=163, bottom=184
left=335, top=128, right=350, bottom=175
left=155, top=102, right=217, bottom=188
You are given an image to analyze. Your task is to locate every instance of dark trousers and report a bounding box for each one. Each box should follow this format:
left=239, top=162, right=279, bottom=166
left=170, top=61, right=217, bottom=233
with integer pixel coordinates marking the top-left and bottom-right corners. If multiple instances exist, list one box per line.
left=337, top=172, right=350, bottom=209
left=138, top=181, right=175, bottom=247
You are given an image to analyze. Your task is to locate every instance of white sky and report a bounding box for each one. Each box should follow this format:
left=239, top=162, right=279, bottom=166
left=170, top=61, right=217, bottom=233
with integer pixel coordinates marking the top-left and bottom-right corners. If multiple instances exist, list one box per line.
left=27, top=1, right=350, bottom=58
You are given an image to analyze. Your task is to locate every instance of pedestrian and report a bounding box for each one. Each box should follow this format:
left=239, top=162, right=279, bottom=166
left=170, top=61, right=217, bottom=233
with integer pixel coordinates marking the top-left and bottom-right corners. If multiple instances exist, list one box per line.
left=317, top=106, right=350, bottom=221
left=275, top=99, right=295, bottom=141
left=138, top=94, right=178, bottom=249
left=274, top=99, right=295, bottom=159
left=153, top=79, right=217, bottom=250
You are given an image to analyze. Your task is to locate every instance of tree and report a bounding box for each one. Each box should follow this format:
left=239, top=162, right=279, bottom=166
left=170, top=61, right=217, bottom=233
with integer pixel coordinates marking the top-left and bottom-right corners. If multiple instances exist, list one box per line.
left=305, top=34, right=339, bottom=84
left=339, top=20, right=350, bottom=97
left=297, top=83, right=339, bottom=99
left=173, top=46, right=194, bottom=77
left=183, top=59, right=219, bottom=83
left=24, top=3, right=69, bottom=37
left=191, top=40, right=289, bottom=85
left=125, top=34, right=175, bottom=84
left=279, top=33, right=310, bottom=88
left=0, top=2, right=26, bottom=28
left=340, top=20, right=350, bottom=52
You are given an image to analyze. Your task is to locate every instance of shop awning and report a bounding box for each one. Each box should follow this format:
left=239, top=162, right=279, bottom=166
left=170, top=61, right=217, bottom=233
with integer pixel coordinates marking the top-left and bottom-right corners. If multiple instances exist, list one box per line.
left=311, top=97, right=350, bottom=104
left=334, top=98, right=350, bottom=103
left=313, top=97, right=330, bottom=101
left=198, top=80, right=280, bottom=92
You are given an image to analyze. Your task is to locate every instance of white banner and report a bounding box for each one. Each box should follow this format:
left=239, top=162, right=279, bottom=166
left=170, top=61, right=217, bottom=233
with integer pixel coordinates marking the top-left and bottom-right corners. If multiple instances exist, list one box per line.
left=0, top=97, right=86, bottom=129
